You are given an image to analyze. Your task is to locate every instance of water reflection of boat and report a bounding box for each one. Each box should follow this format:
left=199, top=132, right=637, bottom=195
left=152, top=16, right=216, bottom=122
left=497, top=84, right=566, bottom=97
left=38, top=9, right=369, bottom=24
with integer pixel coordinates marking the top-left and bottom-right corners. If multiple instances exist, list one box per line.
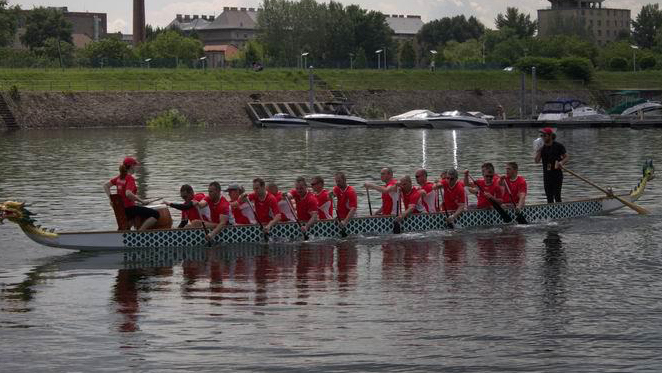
left=0, top=161, right=654, bottom=251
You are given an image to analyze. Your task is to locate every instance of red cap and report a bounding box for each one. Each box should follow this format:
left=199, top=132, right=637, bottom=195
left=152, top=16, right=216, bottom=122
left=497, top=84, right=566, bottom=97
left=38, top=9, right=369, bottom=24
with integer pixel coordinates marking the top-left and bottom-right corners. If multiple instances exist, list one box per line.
left=122, top=157, right=139, bottom=167
left=539, top=127, right=554, bottom=135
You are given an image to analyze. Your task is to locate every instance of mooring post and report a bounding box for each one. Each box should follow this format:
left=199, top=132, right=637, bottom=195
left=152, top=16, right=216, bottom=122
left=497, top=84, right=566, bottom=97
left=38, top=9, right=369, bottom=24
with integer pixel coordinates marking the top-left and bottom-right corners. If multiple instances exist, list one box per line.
left=308, top=65, right=314, bottom=114
left=531, top=66, right=537, bottom=119
left=520, top=72, right=526, bottom=119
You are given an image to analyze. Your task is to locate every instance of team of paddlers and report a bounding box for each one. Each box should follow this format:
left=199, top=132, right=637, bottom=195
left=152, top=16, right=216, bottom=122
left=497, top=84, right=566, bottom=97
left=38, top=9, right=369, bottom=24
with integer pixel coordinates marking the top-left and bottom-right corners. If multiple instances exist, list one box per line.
left=103, top=127, right=569, bottom=240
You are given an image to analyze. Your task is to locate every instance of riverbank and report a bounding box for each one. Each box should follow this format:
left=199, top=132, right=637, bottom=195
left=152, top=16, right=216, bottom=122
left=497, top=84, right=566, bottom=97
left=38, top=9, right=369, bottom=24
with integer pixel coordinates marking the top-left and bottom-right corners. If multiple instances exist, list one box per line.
left=2, top=89, right=603, bottom=129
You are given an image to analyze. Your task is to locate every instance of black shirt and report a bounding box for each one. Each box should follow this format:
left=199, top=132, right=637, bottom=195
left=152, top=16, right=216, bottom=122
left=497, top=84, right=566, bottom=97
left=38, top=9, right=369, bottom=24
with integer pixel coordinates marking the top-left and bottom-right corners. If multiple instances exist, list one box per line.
left=540, top=141, right=566, bottom=174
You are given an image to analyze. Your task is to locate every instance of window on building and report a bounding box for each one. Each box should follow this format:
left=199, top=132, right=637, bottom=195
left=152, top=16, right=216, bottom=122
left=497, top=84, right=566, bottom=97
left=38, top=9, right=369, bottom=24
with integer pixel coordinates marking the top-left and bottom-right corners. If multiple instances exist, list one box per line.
left=607, top=30, right=610, bottom=36
left=606, top=20, right=609, bottom=26
left=597, top=20, right=601, bottom=26
left=589, top=19, right=593, bottom=26
left=597, top=29, right=601, bottom=36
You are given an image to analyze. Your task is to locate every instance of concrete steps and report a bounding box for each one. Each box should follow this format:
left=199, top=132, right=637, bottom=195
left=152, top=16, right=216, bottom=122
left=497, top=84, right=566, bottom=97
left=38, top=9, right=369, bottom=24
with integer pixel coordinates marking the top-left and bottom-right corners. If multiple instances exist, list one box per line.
left=0, top=94, right=18, bottom=130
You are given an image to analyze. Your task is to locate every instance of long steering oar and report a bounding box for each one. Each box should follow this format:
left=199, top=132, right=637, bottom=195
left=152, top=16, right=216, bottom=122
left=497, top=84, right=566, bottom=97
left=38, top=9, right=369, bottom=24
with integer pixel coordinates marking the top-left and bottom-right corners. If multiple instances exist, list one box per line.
left=561, top=165, right=650, bottom=215
left=285, top=196, right=310, bottom=240
left=245, top=198, right=270, bottom=243
left=502, top=179, right=528, bottom=224
left=468, top=174, right=513, bottom=223
left=366, top=187, right=373, bottom=215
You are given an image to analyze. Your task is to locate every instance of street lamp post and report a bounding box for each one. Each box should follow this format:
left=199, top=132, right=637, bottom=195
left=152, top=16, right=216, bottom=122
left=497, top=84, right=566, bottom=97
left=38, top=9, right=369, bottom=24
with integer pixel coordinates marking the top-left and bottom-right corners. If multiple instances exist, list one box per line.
left=301, top=52, right=309, bottom=70
left=429, top=50, right=437, bottom=71
left=144, top=58, right=152, bottom=69
left=383, top=47, right=387, bottom=70
left=349, top=53, right=354, bottom=69
left=375, top=49, right=382, bottom=69
left=199, top=56, right=207, bottom=71
left=630, top=45, right=639, bottom=72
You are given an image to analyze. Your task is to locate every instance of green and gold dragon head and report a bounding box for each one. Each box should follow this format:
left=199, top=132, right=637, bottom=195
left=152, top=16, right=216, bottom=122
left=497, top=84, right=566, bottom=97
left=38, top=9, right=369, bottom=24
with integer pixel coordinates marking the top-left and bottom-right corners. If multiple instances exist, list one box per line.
left=0, top=201, right=57, bottom=238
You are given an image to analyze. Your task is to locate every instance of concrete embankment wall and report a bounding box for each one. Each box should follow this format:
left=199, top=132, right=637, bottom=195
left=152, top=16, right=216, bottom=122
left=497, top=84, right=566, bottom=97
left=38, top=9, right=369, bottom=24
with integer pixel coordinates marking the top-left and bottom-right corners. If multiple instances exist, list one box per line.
left=2, top=89, right=600, bottom=129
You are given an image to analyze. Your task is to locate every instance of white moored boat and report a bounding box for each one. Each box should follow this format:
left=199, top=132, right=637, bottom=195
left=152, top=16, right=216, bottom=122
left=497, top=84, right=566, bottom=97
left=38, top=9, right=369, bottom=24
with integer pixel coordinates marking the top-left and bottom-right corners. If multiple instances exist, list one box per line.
left=427, top=110, right=489, bottom=129
left=389, top=110, right=437, bottom=128
left=0, top=161, right=654, bottom=252
left=538, top=99, right=611, bottom=121
left=259, top=113, right=308, bottom=128
left=304, top=113, right=367, bottom=128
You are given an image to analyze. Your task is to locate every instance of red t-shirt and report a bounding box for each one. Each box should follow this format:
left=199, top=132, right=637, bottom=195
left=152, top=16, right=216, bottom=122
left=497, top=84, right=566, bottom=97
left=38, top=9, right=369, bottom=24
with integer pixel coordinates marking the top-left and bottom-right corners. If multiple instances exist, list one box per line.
left=419, top=181, right=436, bottom=213
left=402, top=187, right=426, bottom=214
left=441, top=179, right=466, bottom=211
left=230, top=198, right=257, bottom=225
left=182, top=193, right=207, bottom=221
left=381, top=178, right=399, bottom=215
left=314, top=189, right=333, bottom=219
left=502, top=176, right=528, bottom=205
left=248, top=192, right=281, bottom=224
left=475, top=177, right=503, bottom=209
left=333, top=185, right=358, bottom=219
left=204, top=195, right=230, bottom=224
left=110, top=174, right=137, bottom=208
left=290, top=189, right=319, bottom=221
left=273, top=191, right=296, bottom=222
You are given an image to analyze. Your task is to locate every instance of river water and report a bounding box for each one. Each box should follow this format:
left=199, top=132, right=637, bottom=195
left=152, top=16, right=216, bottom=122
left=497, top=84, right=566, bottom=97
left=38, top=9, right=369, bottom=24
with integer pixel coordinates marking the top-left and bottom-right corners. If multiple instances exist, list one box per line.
left=1, top=127, right=661, bottom=372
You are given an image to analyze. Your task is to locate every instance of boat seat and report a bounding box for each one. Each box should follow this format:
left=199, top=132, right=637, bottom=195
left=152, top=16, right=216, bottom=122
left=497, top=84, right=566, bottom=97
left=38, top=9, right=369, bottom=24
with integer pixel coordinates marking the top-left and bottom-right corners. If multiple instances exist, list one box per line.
left=110, top=194, right=133, bottom=230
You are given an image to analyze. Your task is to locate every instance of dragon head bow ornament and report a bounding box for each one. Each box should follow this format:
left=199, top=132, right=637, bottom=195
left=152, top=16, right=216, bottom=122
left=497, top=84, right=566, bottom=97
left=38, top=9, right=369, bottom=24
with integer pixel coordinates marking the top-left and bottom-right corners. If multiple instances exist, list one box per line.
left=0, top=201, right=57, bottom=238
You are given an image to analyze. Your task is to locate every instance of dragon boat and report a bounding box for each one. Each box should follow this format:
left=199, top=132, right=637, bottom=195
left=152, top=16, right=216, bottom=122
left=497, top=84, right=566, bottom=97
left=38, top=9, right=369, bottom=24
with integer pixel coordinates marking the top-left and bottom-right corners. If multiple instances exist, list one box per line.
left=0, top=161, right=654, bottom=252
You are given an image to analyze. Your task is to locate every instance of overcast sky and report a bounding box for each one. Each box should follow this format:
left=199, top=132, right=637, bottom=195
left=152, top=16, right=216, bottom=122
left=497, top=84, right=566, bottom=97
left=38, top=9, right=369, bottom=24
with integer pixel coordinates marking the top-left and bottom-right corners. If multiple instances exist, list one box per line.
left=13, top=0, right=653, bottom=34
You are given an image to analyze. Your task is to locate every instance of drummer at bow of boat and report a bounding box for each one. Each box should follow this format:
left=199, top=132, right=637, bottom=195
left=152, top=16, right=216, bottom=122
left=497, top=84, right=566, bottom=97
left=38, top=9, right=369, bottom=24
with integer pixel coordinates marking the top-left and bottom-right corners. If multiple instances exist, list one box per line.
left=287, top=177, right=319, bottom=232
left=247, top=178, right=282, bottom=234
left=364, top=167, right=399, bottom=215
left=163, top=184, right=210, bottom=228
left=396, top=175, right=428, bottom=222
left=333, top=171, right=357, bottom=227
left=434, top=168, right=467, bottom=224
left=464, top=162, right=504, bottom=209
left=103, top=156, right=161, bottom=230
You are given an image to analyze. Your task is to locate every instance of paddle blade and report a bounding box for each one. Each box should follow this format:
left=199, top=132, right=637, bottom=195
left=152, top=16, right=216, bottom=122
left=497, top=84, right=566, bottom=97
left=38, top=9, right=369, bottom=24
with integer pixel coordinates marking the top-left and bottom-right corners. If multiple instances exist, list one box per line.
left=491, top=201, right=513, bottom=223
left=393, top=221, right=402, bottom=234
left=616, top=195, right=650, bottom=215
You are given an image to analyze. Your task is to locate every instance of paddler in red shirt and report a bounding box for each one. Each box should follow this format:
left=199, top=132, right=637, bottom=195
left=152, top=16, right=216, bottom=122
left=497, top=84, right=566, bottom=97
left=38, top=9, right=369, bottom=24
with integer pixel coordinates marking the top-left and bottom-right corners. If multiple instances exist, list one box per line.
left=415, top=168, right=437, bottom=213
left=364, top=167, right=399, bottom=215
left=247, top=178, right=282, bottom=234
left=311, top=176, right=333, bottom=220
left=287, top=177, right=319, bottom=233
left=164, top=184, right=210, bottom=228
left=464, top=162, right=504, bottom=209
left=332, top=171, right=357, bottom=228
left=227, top=184, right=257, bottom=225
left=204, top=182, right=232, bottom=241
left=103, top=156, right=160, bottom=230
left=434, top=168, right=466, bottom=224
left=395, top=175, right=427, bottom=223
left=267, top=182, right=296, bottom=222
left=501, top=162, right=527, bottom=210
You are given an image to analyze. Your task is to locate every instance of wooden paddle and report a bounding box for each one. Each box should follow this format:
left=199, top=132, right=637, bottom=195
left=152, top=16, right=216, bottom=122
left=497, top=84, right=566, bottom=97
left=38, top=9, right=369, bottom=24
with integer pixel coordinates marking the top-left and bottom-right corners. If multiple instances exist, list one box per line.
left=285, top=195, right=310, bottom=240
left=332, top=194, right=348, bottom=238
left=393, top=188, right=402, bottom=234
left=195, top=205, right=212, bottom=247
left=502, top=178, right=528, bottom=224
left=366, top=187, right=373, bottom=215
left=468, top=174, right=513, bottom=223
left=561, top=165, right=650, bottom=215
left=245, top=197, right=270, bottom=243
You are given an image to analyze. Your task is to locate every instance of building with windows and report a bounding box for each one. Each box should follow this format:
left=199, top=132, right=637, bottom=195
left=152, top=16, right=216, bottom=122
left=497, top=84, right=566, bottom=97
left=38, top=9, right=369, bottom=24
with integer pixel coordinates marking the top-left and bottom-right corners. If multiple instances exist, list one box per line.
left=538, top=0, right=630, bottom=45
left=385, top=15, right=424, bottom=42
left=14, top=7, right=107, bottom=49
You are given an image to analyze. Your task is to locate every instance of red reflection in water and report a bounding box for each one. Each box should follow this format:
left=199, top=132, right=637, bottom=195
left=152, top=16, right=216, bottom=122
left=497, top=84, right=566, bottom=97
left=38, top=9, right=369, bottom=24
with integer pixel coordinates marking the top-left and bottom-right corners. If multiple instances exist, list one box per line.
left=113, top=267, right=173, bottom=333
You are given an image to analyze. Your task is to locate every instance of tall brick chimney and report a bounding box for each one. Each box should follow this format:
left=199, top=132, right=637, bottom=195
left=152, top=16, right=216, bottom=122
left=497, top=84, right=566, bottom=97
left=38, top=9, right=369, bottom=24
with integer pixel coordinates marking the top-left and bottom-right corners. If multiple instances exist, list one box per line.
left=133, top=0, right=145, bottom=46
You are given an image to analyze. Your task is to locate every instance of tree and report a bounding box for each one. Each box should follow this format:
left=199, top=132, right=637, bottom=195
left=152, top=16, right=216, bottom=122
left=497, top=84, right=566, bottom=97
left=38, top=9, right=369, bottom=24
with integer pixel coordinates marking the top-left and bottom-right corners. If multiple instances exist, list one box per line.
left=82, top=36, right=135, bottom=61
left=416, top=15, right=485, bottom=58
left=353, top=46, right=367, bottom=68
left=140, top=30, right=203, bottom=60
left=495, top=7, right=536, bottom=39
left=0, top=0, right=20, bottom=47
left=20, top=6, right=73, bottom=51
left=443, top=39, right=482, bottom=66
left=42, top=37, right=74, bottom=65
left=632, top=4, right=662, bottom=49
left=398, top=40, right=416, bottom=68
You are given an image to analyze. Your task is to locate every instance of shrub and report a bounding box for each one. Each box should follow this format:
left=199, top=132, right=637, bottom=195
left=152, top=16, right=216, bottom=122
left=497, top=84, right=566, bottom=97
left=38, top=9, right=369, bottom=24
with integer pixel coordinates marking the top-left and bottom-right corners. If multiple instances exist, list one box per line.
left=639, top=56, right=656, bottom=70
left=609, top=57, right=629, bottom=71
left=8, top=85, right=20, bottom=101
left=515, top=57, right=559, bottom=79
left=146, top=109, right=191, bottom=128
left=559, top=57, right=594, bottom=82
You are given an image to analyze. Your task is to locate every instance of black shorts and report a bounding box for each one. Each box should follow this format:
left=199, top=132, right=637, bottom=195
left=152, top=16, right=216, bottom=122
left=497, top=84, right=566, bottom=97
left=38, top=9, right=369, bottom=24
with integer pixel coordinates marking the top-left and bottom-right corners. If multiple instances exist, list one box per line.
left=125, top=206, right=160, bottom=220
